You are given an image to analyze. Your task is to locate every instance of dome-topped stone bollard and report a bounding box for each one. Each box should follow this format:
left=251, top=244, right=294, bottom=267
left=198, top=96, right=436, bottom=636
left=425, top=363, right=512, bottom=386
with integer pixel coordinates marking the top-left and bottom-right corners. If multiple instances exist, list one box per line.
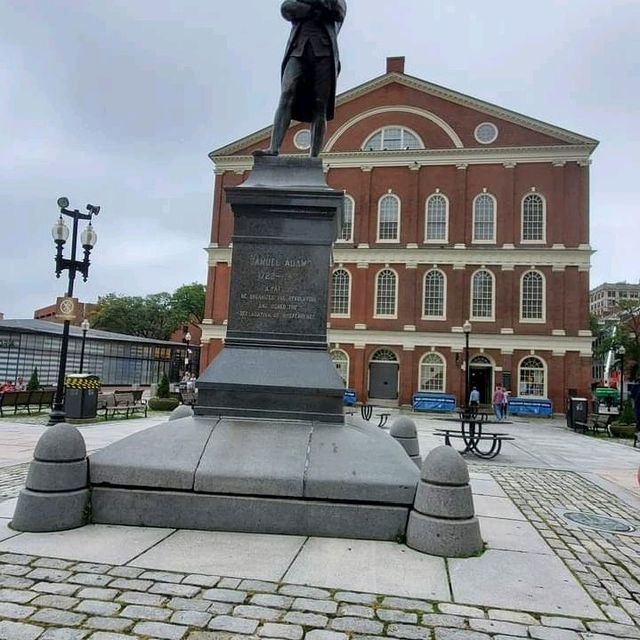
left=390, top=416, right=421, bottom=467
left=406, top=445, right=482, bottom=557
left=11, top=423, right=89, bottom=532
left=168, top=404, right=195, bottom=421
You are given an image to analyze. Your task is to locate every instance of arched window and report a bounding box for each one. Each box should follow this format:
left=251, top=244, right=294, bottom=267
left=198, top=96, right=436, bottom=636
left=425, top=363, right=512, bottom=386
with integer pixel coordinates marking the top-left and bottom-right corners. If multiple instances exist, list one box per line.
left=377, top=195, right=400, bottom=241
left=363, top=127, right=424, bottom=151
left=425, top=194, right=449, bottom=242
left=518, top=356, right=546, bottom=397
left=375, top=269, right=397, bottom=317
left=471, top=269, right=494, bottom=320
left=330, top=349, right=349, bottom=384
left=422, top=269, right=446, bottom=319
left=419, top=352, right=446, bottom=392
left=521, top=271, right=545, bottom=321
left=330, top=268, right=351, bottom=316
left=473, top=193, right=496, bottom=242
left=339, top=195, right=354, bottom=242
left=522, top=193, right=545, bottom=242
left=371, top=348, right=398, bottom=362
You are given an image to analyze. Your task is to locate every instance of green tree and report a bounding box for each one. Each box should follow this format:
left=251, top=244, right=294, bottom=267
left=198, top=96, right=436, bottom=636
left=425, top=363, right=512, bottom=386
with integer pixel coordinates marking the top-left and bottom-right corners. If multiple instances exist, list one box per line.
left=157, top=372, right=170, bottom=398
left=91, top=292, right=180, bottom=340
left=171, top=283, right=205, bottom=324
left=27, top=367, right=40, bottom=391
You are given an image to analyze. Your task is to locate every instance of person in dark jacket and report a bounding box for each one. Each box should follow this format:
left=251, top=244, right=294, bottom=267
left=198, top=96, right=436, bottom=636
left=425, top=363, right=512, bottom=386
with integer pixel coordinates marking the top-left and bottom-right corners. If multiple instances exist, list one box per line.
left=255, top=0, right=347, bottom=158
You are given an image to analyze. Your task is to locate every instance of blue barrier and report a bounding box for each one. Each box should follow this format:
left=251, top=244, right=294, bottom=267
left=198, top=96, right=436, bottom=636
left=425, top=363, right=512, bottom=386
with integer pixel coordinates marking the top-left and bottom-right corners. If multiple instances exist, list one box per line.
left=343, top=389, right=357, bottom=406
left=412, top=392, right=456, bottom=413
left=508, top=397, right=552, bottom=417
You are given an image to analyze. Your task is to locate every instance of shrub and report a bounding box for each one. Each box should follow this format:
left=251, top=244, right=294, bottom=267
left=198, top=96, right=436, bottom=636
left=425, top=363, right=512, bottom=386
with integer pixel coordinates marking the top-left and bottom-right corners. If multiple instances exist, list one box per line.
left=157, top=372, right=170, bottom=399
left=27, top=368, right=40, bottom=391
left=619, top=398, right=635, bottom=425
left=148, top=397, right=180, bottom=411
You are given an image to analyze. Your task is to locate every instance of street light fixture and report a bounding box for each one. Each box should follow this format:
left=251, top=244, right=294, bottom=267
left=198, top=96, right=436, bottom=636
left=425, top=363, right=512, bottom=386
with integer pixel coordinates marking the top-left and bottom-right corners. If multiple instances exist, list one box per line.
left=617, top=344, right=626, bottom=413
left=48, top=197, right=100, bottom=426
left=79, top=318, right=90, bottom=374
left=463, top=320, right=472, bottom=411
left=184, top=330, right=192, bottom=375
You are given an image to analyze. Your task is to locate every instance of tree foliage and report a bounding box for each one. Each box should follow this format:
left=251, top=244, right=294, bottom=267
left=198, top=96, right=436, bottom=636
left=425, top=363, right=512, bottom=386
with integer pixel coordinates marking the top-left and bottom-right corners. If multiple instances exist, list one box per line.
left=595, top=300, right=640, bottom=380
left=27, top=367, right=40, bottom=391
left=90, top=283, right=205, bottom=341
left=157, top=372, right=170, bottom=398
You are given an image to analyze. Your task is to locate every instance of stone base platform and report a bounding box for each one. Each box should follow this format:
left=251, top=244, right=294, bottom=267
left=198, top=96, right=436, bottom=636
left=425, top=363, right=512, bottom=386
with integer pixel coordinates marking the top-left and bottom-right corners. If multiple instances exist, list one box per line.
left=88, top=415, right=420, bottom=540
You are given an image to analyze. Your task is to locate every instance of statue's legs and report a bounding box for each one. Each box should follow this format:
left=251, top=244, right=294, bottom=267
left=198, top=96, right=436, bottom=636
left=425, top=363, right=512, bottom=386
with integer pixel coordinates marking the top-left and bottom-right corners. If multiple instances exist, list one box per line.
left=310, top=105, right=326, bottom=158
left=255, top=58, right=304, bottom=156
left=308, top=55, right=333, bottom=158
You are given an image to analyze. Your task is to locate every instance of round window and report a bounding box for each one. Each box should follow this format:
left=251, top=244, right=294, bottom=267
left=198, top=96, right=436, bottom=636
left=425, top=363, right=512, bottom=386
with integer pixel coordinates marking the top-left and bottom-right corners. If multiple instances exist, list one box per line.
left=294, top=129, right=311, bottom=150
left=474, top=122, right=498, bottom=145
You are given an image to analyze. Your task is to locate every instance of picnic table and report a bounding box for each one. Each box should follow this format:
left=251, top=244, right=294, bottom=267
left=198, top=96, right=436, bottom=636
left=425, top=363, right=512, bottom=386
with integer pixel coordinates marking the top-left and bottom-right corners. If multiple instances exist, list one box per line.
left=434, top=415, right=514, bottom=459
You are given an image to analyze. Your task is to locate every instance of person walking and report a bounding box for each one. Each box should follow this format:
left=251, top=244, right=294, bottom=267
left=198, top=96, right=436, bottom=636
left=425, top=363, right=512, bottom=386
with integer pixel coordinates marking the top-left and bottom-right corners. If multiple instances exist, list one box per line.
left=630, top=379, right=640, bottom=446
left=502, top=388, right=510, bottom=420
left=493, top=385, right=505, bottom=421
left=469, top=386, right=480, bottom=416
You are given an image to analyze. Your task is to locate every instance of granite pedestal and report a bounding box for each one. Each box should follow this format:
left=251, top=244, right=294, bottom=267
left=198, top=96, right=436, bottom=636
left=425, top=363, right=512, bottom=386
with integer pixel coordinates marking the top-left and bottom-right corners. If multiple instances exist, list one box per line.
left=17, top=157, right=421, bottom=540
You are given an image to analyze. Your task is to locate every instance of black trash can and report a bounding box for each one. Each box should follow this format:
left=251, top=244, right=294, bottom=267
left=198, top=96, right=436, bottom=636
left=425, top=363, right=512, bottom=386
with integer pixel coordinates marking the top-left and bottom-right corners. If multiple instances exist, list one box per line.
left=64, top=374, right=100, bottom=419
left=566, top=396, right=588, bottom=430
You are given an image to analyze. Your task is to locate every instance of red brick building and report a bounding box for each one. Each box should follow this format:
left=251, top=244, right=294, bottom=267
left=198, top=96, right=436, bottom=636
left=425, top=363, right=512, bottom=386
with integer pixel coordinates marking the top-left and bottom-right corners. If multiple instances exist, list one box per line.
left=200, top=57, right=597, bottom=411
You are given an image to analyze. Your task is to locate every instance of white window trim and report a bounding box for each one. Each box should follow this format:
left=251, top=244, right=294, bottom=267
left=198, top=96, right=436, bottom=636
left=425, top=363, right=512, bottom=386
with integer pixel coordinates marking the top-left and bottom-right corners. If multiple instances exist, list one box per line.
left=362, top=125, right=425, bottom=151
left=469, top=268, right=496, bottom=322
left=376, top=193, right=401, bottom=243
left=421, top=268, right=447, bottom=320
left=330, top=268, right=352, bottom=318
left=517, top=355, right=548, bottom=399
left=330, top=348, right=350, bottom=385
left=472, top=193, right=497, bottom=244
left=418, top=351, right=447, bottom=392
left=520, top=192, right=547, bottom=244
left=519, top=270, right=546, bottom=324
left=424, top=193, right=450, bottom=244
left=474, top=122, right=499, bottom=145
left=336, top=194, right=355, bottom=244
left=373, top=267, right=399, bottom=319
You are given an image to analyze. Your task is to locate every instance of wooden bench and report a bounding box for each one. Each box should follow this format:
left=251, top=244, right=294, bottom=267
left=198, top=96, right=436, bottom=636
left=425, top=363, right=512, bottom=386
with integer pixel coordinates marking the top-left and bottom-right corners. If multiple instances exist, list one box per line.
left=0, top=390, right=55, bottom=416
left=434, top=427, right=514, bottom=459
left=98, top=392, right=148, bottom=420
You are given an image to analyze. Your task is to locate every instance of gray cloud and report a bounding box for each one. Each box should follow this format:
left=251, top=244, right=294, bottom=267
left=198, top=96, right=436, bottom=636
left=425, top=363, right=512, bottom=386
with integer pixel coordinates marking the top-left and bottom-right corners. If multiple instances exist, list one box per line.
left=1, top=0, right=638, bottom=318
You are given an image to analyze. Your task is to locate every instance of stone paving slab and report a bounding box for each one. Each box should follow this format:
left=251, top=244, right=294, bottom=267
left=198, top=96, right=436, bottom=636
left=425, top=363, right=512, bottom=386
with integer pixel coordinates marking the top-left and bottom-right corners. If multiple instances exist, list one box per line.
left=478, top=516, right=553, bottom=555
left=0, top=525, right=174, bottom=564
left=283, top=538, right=450, bottom=601
left=0, top=518, right=21, bottom=543
left=0, top=498, right=17, bottom=518
left=130, top=530, right=307, bottom=582
left=470, top=478, right=508, bottom=498
left=449, top=549, right=604, bottom=618
left=473, top=494, right=527, bottom=521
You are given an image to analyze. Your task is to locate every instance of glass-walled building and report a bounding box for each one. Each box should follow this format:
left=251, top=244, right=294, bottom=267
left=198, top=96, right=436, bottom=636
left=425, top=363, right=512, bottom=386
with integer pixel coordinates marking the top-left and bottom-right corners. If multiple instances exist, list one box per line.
left=0, top=320, right=200, bottom=387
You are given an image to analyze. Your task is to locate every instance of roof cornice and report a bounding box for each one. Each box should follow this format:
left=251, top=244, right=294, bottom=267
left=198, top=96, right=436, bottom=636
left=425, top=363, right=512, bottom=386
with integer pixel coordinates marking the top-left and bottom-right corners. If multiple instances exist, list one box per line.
left=209, top=72, right=598, bottom=160
left=211, top=145, right=594, bottom=173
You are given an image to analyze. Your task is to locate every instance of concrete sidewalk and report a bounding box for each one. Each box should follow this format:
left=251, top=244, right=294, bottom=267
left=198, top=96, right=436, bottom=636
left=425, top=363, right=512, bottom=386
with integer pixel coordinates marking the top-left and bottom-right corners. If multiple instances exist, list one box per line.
left=0, top=412, right=639, bottom=639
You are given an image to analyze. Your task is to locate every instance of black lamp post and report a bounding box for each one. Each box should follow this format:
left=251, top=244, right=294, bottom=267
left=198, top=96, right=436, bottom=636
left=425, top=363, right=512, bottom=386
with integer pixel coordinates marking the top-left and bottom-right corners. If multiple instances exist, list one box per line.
left=617, top=345, right=626, bottom=412
left=48, top=197, right=100, bottom=426
left=183, top=330, right=192, bottom=375
left=79, top=318, right=90, bottom=374
left=463, top=319, right=472, bottom=410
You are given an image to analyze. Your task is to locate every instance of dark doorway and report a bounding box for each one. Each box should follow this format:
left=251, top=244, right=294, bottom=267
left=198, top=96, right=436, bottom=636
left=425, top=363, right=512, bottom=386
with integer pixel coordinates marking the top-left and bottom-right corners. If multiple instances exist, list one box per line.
left=369, top=362, right=399, bottom=400
left=470, top=367, right=492, bottom=404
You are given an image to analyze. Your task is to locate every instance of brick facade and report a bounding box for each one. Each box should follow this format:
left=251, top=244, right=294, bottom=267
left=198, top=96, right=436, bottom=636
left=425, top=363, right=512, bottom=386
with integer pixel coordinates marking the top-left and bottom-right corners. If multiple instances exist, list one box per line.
left=200, top=57, right=597, bottom=412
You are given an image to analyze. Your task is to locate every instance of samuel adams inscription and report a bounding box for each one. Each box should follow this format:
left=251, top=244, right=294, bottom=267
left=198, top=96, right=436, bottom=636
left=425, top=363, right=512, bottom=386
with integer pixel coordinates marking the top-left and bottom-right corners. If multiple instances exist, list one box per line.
left=226, top=242, right=329, bottom=348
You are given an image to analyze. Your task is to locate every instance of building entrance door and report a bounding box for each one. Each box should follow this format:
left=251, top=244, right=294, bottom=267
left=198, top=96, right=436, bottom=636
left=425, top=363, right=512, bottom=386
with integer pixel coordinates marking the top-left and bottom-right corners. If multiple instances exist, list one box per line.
left=368, top=349, right=399, bottom=400
left=469, top=356, right=493, bottom=404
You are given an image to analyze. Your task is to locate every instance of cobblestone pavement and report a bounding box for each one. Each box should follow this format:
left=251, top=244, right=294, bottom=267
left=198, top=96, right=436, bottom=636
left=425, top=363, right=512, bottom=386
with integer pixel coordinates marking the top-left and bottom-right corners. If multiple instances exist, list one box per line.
left=1, top=466, right=640, bottom=639
left=0, top=463, right=28, bottom=500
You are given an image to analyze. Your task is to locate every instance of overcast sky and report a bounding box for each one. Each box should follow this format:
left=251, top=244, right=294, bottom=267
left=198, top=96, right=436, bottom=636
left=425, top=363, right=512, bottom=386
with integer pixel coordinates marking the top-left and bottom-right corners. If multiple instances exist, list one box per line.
left=1, top=0, right=638, bottom=319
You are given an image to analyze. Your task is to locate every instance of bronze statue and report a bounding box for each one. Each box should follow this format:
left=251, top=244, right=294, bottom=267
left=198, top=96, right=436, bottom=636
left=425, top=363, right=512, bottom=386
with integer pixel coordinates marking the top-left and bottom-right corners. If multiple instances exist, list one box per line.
left=255, top=0, right=347, bottom=158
